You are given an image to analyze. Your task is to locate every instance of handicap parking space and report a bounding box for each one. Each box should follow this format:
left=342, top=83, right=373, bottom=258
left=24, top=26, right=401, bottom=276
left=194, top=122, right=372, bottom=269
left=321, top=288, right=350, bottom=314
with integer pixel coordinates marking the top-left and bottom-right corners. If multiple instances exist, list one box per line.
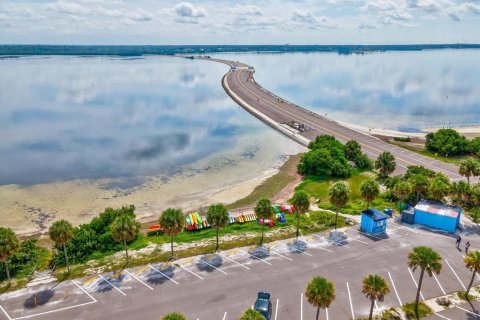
left=0, top=280, right=95, bottom=320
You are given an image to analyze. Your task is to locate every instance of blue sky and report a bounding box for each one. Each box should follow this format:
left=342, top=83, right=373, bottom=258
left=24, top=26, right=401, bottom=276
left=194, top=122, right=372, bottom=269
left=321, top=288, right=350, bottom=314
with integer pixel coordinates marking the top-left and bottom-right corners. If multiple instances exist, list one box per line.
left=0, top=0, right=479, bottom=44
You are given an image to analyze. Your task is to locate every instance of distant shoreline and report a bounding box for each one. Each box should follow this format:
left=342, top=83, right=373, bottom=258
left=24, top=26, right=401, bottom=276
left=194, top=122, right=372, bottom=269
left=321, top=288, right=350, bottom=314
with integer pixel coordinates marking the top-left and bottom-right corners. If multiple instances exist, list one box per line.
left=1, top=44, right=480, bottom=56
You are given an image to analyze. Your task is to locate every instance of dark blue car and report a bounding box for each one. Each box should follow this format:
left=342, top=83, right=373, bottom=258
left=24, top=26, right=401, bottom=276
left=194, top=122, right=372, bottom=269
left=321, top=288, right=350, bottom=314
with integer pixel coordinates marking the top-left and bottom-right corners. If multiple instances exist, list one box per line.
left=254, top=292, right=272, bottom=320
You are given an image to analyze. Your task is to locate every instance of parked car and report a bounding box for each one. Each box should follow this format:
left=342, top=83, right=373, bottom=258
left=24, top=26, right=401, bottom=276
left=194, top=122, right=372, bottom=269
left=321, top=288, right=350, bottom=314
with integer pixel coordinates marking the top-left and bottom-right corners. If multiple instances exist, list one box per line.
left=254, top=292, right=272, bottom=320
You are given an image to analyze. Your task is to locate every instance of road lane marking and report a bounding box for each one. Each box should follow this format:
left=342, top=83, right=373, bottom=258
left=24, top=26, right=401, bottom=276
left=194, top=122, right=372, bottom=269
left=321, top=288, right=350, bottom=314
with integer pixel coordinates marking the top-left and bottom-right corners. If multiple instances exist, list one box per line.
left=200, top=259, right=228, bottom=274
left=347, top=282, right=355, bottom=320
left=300, top=293, right=303, bottom=320
left=456, top=306, right=480, bottom=317
left=98, top=274, right=126, bottom=296
left=445, top=259, right=466, bottom=290
left=221, top=254, right=250, bottom=270
left=269, top=248, right=293, bottom=261
left=223, top=311, right=227, bottom=320
left=388, top=272, right=403, bottom=306
left=238, top=249, right=272, bottom=265
left=148, top=265, right=181, bottom=284
left=435, top=313, right=452, bottom=320
left=275, top=299, right=279, bottom=320
left=407, top=268, right=425, bottom=301
left=432, top=273, right=446, bottom=295
left=125, top=270, right=154, bottom=290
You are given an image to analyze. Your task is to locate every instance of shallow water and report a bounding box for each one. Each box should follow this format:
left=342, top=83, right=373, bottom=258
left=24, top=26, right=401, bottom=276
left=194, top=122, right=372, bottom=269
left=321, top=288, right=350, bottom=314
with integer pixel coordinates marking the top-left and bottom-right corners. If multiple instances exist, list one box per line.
left=217, top=50, right=480, bottom=131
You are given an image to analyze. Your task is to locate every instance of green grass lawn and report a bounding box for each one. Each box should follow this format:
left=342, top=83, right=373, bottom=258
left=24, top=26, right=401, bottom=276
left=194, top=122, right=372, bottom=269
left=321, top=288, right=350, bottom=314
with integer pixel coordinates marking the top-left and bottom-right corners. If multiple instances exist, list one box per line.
left=295, top=171, right=396, bottom=215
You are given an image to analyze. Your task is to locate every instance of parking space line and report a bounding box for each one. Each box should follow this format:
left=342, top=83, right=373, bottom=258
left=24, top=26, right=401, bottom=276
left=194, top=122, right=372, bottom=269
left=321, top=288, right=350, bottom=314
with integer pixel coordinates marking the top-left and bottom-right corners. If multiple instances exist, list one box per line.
left=312, top=234, right=350, bottom=249
left=227, top=248, right=238, bottom=257
left=457, top=306, right=480, bottom=317
left=98, top=274, right=126, bottom=296
left=72, top=280, right=97, bottom=302
left=445, top=259, right=466, bottom=290
left=148, top=265, right=181, bottom=284
left=434, top=313, right=452, bottom=320
left=326, top=307, right=329, bottom=320
left=269, top=248, right=293, bottom=261
left=200, top=259, right=228, bottom=274
left=0, top=305, right=12, bottom=320
left=347, top=228, right=385, bottom=241
left=180, top=265, right=205, bottom=280
left=274, top=299, right=279, bottom=320
left=347, top=237, right=368, bottom=245
left=300, top=293, right=303, bottom=320
left=282, top=242, right=313, bottom=256
left=221, top=254, right=250, bottom=270
left=223, top=311, right=227, bottom=320
left=388, top=272, right=403, bottom=306
left=238, top=249, right=272, bottom=265
left=407, top=268, right=425, bottom=301
left=347, top=282, right=355, bottom=320
left=432, top=273, right=446, bottom=295
left=125, top=270, right=154, bottom=290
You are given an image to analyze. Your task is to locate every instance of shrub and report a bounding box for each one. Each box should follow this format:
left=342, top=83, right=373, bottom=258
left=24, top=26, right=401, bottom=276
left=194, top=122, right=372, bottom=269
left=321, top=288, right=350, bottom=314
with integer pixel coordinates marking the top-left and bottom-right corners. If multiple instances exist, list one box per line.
left=0, top=239, right=49, bottom=281
left=161, top=312, right=186, bottom=320
left=402, top=302, right=433, bottom=319
left=425, top=129, right=470, bottom=156
left=457, top=290, right=475, bottom=301
left=435, top=297, right=451, bottom=307
left=393, top=136, right=411, bottom=142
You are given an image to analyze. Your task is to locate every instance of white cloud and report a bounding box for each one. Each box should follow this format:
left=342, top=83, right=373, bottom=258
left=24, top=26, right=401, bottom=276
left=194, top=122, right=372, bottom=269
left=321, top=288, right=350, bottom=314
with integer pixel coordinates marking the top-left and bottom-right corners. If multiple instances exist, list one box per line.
left=174, top=2, right=206, bottom=18
left=292, top=10, right=340, bottom=29
left=229, top=4, right=263, bottom=16
left=45, top=1, right=92, bottom=15
left=358, top=22, right=377, bottom=29
left=459, top=3, right=480, bottom=15
left=407, top=0, right=442, bottom=13
left=363, top=0, right=398, bottom=11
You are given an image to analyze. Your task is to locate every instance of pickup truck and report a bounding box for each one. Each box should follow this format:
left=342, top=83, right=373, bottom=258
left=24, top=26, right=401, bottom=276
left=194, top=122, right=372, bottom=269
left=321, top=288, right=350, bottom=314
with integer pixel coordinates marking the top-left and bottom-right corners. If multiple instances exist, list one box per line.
left=254, top=292, right=272, bottom=320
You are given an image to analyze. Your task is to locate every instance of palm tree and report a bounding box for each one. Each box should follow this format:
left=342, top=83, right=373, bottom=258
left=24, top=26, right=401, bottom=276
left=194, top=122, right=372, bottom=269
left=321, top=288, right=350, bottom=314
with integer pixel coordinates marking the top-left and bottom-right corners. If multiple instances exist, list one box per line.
left=161, top=312, right=187, bottom=320
left=360, top=179, right=380, bottom=210
left=329, top=182, right=349, bottom=230
left=393, top=180, right=411, bottom=209
left=409, top=174, right=429, bottom=203
left=408, top=246, right=442, bottom=316
left=471, top=185, right=480, bottom=223
left=459, top=159, right=480, bottom=185
left=375, top=152, right=396, bottom=178
left=451, top=180, right=471, bottom=206
left=0, top=227, right=20, bottom=285
left=239, top=309, right=264, bottom=320
left=49, top=220, right=74, bottom=273
left=159, top=208, right=184, bottom=259
left=429, top=177, right=450, bottom=202
left=110, top=214, right=140, bottom=264
left=362, top=274, right=390, bottom=320
left=305, top=276, right=336, bottom=320
left=464, top=251, right=480, bottom=296
left=254, top=198, right=274, bottom=245
left=291, top=191, right=310, bottom=240
left=206, top=203, right=229, bottom=251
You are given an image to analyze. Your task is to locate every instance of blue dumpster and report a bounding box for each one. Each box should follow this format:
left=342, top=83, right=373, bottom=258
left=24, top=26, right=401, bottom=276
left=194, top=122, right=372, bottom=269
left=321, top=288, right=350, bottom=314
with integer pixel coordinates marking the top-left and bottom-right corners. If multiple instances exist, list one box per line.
left=361, top=209, right=389, bottom=235
left=414, top=200, right=461, bottom=233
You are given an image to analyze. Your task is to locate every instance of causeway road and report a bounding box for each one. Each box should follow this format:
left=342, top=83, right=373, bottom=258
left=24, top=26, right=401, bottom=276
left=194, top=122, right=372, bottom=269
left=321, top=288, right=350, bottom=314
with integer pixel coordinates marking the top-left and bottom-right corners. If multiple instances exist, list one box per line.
left=204, top=57, right=467, bottom=181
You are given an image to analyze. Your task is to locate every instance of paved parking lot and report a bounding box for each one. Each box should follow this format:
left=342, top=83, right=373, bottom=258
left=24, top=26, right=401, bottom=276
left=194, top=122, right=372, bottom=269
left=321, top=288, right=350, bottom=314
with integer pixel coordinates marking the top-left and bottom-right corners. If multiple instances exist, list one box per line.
left=0, top=219, right=479, bottom=320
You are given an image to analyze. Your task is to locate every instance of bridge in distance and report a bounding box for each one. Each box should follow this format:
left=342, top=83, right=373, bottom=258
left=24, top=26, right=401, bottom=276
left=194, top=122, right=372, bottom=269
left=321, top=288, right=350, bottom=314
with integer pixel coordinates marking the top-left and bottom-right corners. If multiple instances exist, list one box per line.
left=201, top=57, right=469, bottom=182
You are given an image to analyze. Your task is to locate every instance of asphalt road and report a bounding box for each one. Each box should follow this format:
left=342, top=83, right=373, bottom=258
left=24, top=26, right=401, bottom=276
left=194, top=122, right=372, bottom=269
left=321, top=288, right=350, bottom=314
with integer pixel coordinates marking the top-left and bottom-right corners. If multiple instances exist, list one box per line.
left=206, top=57, right=471, bottom=182
left=1, top=219, right=479, bottom=320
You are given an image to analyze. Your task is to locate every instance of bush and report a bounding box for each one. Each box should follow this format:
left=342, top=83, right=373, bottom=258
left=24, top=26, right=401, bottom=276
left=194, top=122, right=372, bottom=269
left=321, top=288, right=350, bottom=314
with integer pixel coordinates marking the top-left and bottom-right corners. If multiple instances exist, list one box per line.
left=457, top=290, right=475, bottom=301
left=0, top=239, right=49, bottom=281
left=435, top=297, right=451, bottom=307
left=402, top=302, right=433, bottom=319
left=426, top=129, right=470, bottom=156
left=161, top=312, right=186, bottom=320
left=393, top=136, right=411, bottom=142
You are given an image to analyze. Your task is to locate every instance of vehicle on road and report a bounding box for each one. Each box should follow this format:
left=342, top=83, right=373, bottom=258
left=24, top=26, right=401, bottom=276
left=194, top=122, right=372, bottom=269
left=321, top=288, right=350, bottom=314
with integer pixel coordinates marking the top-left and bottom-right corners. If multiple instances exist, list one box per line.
left=254, top=291, right=272, bottom=319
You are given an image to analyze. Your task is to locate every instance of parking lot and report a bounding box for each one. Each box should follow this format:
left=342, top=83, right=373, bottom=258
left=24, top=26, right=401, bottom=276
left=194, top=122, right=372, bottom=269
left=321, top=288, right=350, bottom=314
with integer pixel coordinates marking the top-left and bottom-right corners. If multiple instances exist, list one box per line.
left=0, top=219, right=479, bottom=320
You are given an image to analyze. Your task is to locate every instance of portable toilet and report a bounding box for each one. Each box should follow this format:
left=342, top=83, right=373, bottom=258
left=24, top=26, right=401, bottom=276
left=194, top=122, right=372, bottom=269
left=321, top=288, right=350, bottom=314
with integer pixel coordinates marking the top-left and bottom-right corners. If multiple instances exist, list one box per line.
left=361, top=209, right=389, bottom=234
left=414, top=200, right=461, bottom=233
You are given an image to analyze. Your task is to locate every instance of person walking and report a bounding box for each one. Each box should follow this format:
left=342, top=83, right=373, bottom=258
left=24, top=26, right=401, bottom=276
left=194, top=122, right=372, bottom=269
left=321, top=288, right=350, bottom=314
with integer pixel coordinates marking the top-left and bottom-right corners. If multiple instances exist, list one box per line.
left=456, top=235, right=462, bottom=249
left=465, top=241, right=471, bottom=254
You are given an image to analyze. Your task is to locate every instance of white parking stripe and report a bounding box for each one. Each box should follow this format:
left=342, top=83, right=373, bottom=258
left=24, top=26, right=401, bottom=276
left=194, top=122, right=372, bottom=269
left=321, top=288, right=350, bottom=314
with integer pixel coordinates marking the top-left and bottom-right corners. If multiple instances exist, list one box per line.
left=98, top=274, right=126, bottom=296
left=435, top=313, right=452, bottom=320
left=348, top=237, right=368, bottom=245
left=200, top=259, right=228, bottom=274
left=388, top=272, right=403, bottom=306
left=457, top=306, right=480, bottom=317
left=348, top=228, right=385, bottom=241
left=73, top=280, right=97, bottom=302
left=275, top=299, right=279, bottom=320
left=238, top=249, right=272, bottom=265
left=223, top=311, right=227, bottom=320
left=149, top=265, right=181, bottom=284
left=445, top=259, right=466, bottom=290
left=375, top=300, right=379, bottom=311
left=300, top=293, right=303, bottom=320
left=180, top=265, right=205, bottom=280
left=347, top=282, right=355, bottom=320
left=432, top=273, right=446, bottom=295
left=125, top=270, right=154, bottom=290
left=269, top=248, right=293, bottom=261
left=0, top=305, right=12, bottom=320
left=221, top=254, right=250, bottom=270
left=407, top=268, right=425, bottom=301
left=326, top=307, right=329, bottom=320
left=283, top=242, right=313, bottom=256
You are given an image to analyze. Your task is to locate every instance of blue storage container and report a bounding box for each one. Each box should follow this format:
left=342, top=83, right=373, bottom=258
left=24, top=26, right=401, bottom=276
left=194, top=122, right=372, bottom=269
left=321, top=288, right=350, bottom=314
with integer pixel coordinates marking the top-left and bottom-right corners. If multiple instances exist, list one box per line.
left=361, top=209, right=389, bottom=235
left=414, top=200, right=461, bottom=233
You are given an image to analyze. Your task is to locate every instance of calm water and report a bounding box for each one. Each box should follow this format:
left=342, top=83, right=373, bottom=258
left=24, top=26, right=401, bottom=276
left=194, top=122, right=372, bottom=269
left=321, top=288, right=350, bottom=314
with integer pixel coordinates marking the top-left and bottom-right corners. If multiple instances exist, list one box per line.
left=1, top=51, right=479, bottom=185
left=220, top=50, right=480, bottom=131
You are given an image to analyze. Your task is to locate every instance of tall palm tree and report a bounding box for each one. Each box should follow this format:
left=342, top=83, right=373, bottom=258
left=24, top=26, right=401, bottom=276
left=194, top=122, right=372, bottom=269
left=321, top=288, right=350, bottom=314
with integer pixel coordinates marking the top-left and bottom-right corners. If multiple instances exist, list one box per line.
left=451, top=180, right=471, bottom=206
left=329, top=182, right=349, bottom=230
left=408, top=246, right=442, bottom=316
left=362, top=274, right=390, bottom=320
left=49, top=220, right=74, bottom=273
left=159, top=208, right=184, bottom=259
left=429, top=177, right=450, bottom=202
left=459, top=159, right=480, bottom=185
left=360, top=179, right=380, bottom=210
left=239, top=309, right=264, bottom=320
left=161, top=312, right=187, bottom=320
left=409, top=174, right=429, bottom=203
left=471, top=185, right=480, bottom=223
left=206, top=203, right=229, bottom=251
left=110, top=214, right=140, bottom=264
left=254, top=198, right=274, bottom=245
left=375, top=152, right=396, bottom=178
left=291, top=191, right=310, bottom=240
left=0, top=227, right=20, bottom=285
left=464, top=251, right=480, bottom=296
left=393, top=180, right=411, bottom=208
left=305, top=276, right=336, bottom=320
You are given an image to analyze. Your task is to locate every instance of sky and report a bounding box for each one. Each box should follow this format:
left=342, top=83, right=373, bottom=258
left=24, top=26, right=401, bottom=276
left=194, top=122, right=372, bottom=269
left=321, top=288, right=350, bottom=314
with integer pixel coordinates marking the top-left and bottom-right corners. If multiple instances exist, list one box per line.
left=0, top=0, right=479, bottom=44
